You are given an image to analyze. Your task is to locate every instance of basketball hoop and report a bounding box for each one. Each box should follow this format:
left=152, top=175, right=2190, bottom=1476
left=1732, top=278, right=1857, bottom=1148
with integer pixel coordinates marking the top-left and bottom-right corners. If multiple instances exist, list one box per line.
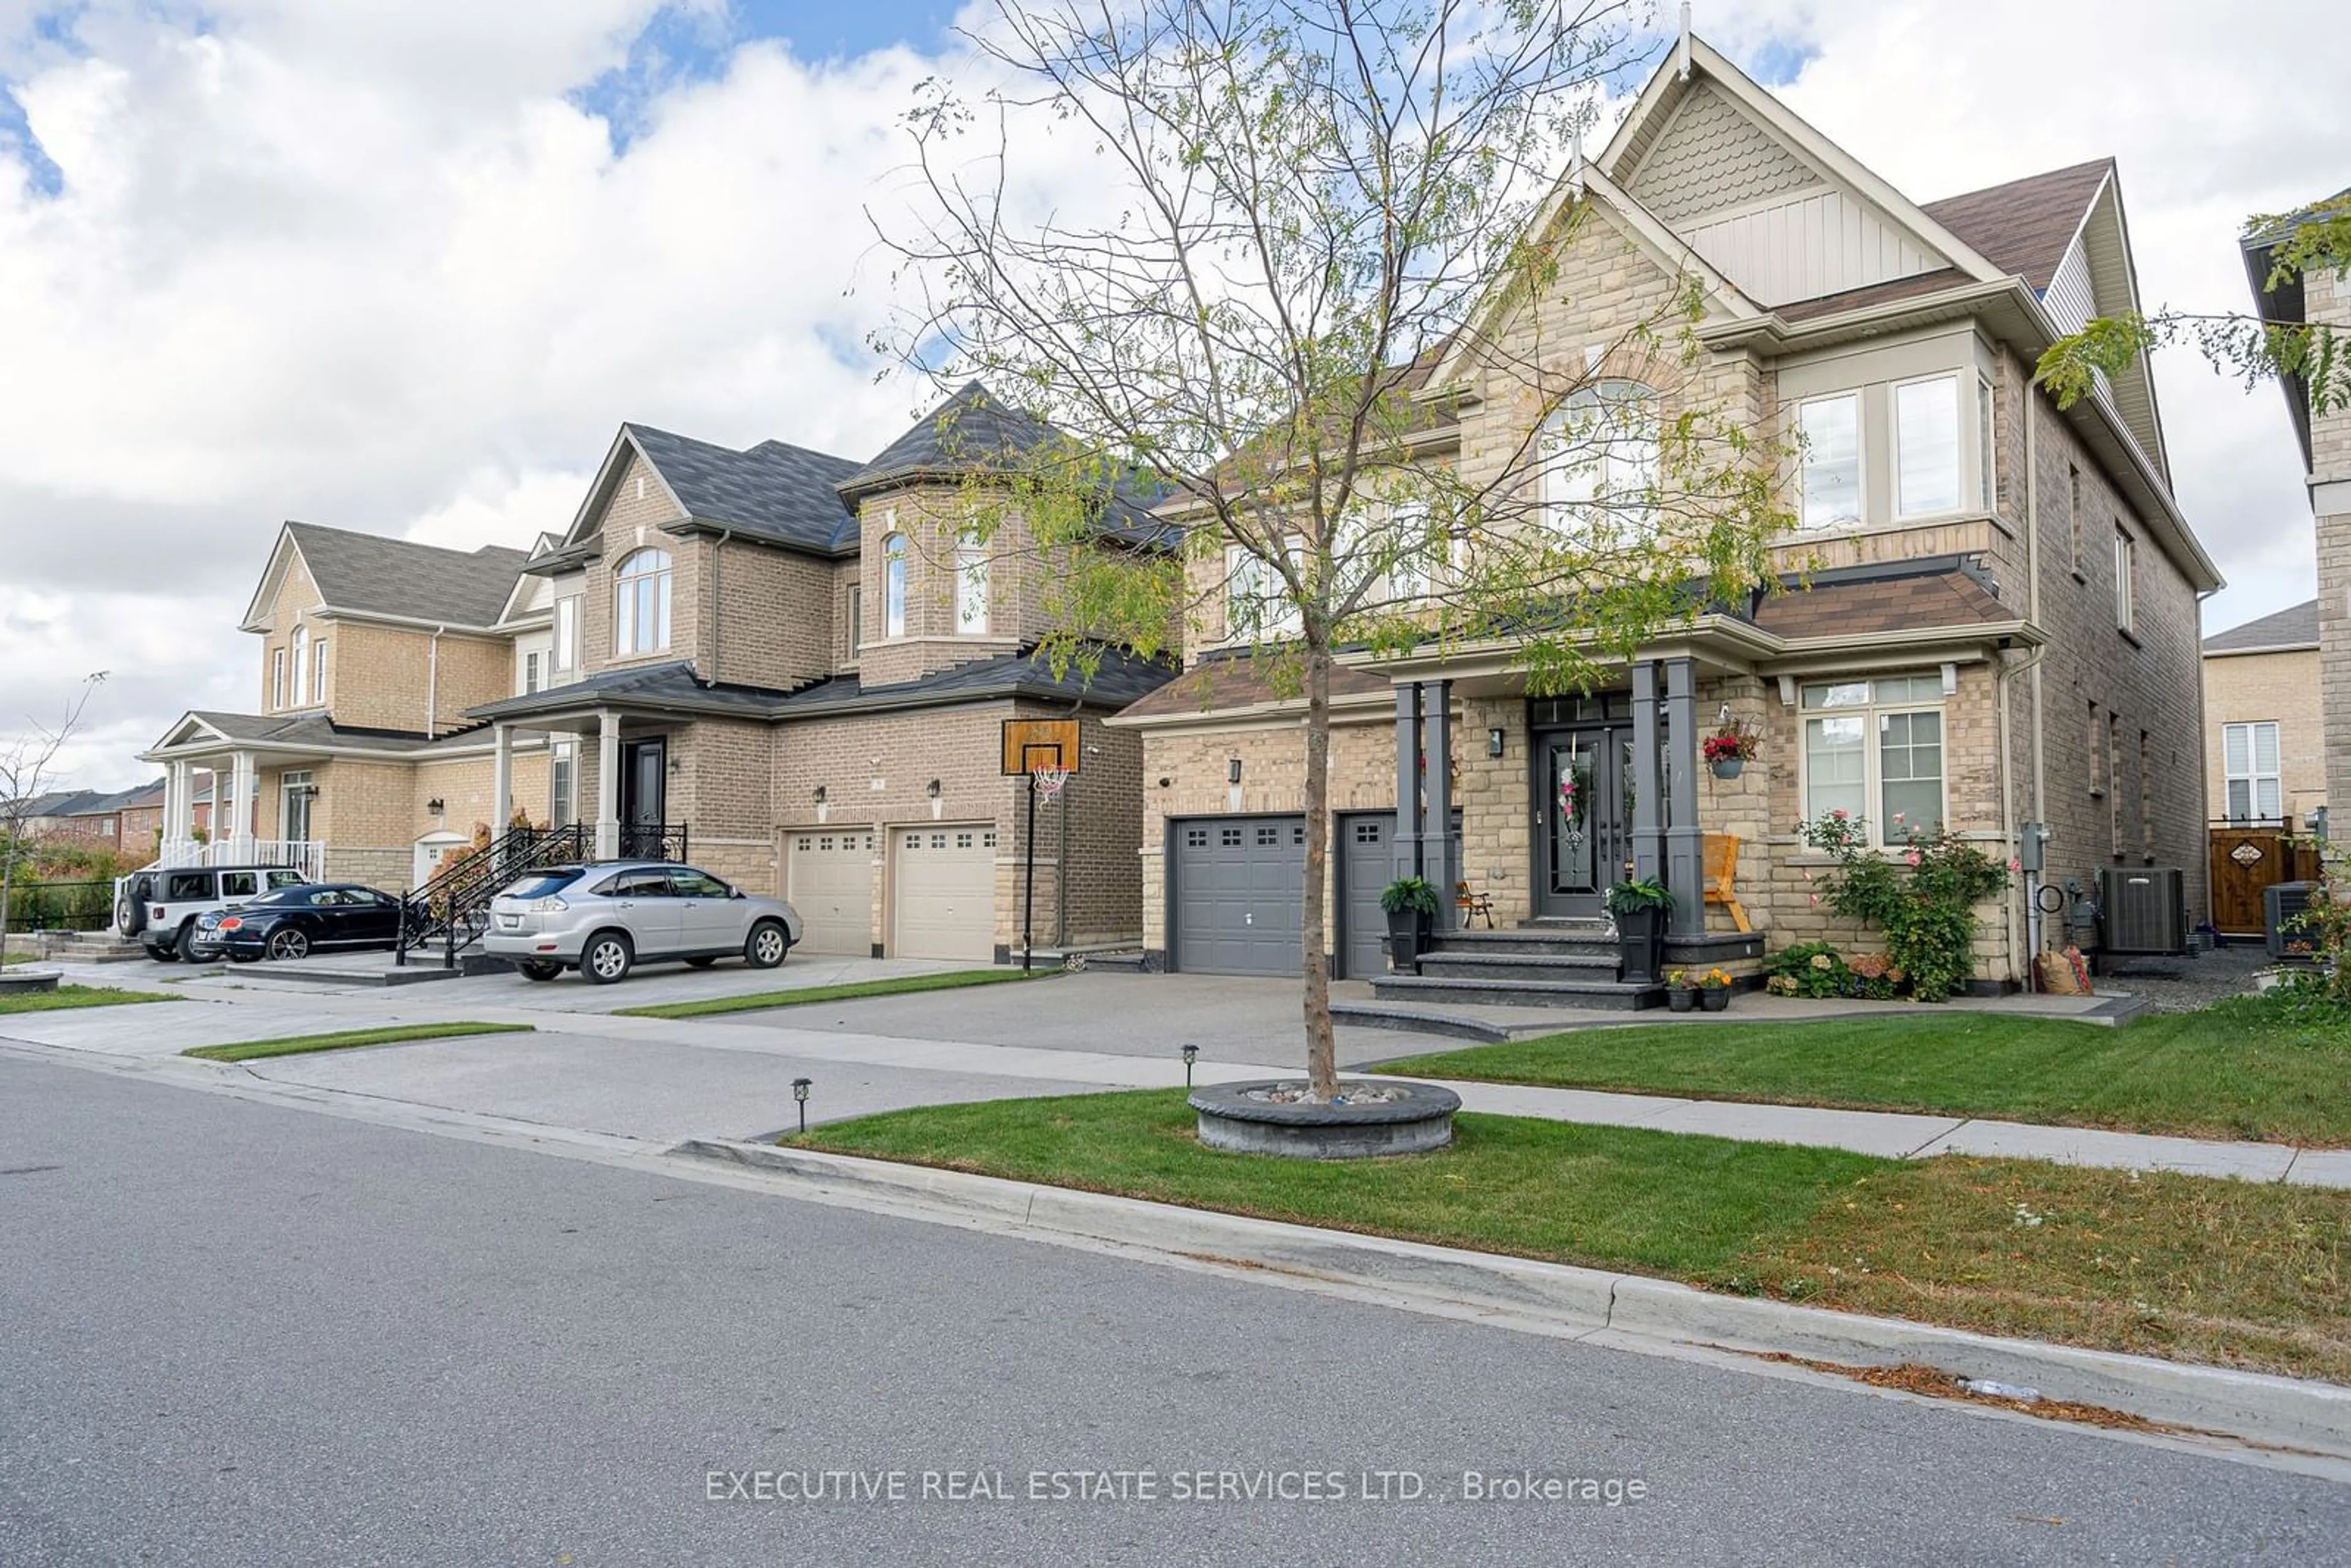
left=1033, top=767, right=1071, bottom=803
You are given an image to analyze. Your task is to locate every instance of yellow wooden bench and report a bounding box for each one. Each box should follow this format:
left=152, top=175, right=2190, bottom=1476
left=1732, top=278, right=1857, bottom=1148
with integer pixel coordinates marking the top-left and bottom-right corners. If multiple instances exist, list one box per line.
left=1703, top=832, right=1751, bottom=933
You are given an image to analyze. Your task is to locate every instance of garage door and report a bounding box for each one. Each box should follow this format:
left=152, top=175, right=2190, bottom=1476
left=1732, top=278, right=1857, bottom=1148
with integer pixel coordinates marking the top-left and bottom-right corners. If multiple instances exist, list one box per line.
left=788, top=831, right=874, bottom=955
left=1337, top=813, right=1395, bottom=980
left=1171, top=816, right=1305, bottom=976
left=893, top=825, right=998, bottom=961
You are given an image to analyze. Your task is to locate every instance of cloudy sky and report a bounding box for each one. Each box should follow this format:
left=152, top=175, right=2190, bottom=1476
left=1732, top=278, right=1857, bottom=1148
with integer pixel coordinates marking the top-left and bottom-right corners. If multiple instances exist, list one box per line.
left=2, top=0, right=2342, bottom=790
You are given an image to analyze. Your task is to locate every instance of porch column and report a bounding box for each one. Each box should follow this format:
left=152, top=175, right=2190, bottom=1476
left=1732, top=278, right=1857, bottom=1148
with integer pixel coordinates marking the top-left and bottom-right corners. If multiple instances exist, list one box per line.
left=1392, top=684, right=1423, bottom=882
left=490, top=724, right=513, bottom=835
left=1420, top=679, right=1455, bottom=929
left=1629, top=662, right=1665, bottom=893
left=230, top=752, right=257, bottom=857
left=1662, top=656, right=1705, bottom=939
left=595, top=710, right=622, bottom=859
left=166, top=761, right=193, bottom=842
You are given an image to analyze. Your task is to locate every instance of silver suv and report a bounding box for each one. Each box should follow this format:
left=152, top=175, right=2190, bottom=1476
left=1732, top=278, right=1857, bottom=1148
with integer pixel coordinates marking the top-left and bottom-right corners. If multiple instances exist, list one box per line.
left=482, top=862, right=801, bottom=985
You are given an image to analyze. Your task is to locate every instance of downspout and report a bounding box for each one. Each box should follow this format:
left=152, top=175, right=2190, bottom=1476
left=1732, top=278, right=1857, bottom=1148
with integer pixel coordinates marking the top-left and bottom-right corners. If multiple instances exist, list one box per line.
left=426, top=625, right=447, bottom=739
left=2023, top=375, right=2047, bottom=975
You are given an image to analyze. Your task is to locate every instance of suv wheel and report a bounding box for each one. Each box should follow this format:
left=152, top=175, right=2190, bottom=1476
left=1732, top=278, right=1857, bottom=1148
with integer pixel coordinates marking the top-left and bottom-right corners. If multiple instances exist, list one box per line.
left=745, top=920, right=790, bottom=970
left=147, top=945, right=178, bottom=964
left=266, top=927, right=310, bottom=961
left=582, top=931, right=634, bottom=985
left=518, top=960, right=562, bottom=982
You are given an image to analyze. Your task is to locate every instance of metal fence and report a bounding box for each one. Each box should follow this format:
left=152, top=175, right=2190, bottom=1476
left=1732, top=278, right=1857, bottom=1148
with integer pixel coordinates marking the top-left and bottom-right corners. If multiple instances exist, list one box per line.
left=3, top=878, right=115, bottom=932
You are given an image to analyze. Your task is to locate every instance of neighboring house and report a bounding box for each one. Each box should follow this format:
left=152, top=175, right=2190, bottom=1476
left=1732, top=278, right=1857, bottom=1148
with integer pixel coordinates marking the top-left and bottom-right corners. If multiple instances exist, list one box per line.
left=2245, top=200, right=2351, bottom=810
left=1109, top=35, right=2217, bottom=991
left=140, top=386, right=1174, bottom=959
left=2202, top=599, right=2326, bottom=828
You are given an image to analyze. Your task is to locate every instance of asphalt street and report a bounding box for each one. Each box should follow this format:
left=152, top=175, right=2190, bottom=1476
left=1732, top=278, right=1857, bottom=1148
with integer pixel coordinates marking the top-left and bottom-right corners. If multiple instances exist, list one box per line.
left=5, top=1055, right=2348, bottom=1565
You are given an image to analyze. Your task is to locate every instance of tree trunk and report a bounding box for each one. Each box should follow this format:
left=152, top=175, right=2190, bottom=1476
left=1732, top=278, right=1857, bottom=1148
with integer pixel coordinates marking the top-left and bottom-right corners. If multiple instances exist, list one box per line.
left=1300, top=636, right=1338, bottom=1100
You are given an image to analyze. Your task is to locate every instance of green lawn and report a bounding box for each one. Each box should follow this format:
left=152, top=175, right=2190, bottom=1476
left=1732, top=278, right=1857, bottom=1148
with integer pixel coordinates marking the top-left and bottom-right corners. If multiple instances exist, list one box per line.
left=0, top=984, right=171, bottom=1015
left=795, top=1090, right=2351, bottom=1383
left=1371, top=999, right=2351, bottom=1147
left=183, top=1022, right=534, bottom=1062
left=616, top=967, right=1046, bottom=1019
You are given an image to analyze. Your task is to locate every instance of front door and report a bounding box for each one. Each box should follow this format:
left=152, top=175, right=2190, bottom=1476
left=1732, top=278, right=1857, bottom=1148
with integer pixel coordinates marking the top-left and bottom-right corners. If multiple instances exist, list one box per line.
left=1533, top=728, right=1635, bottom=919
left=620, top=738, right=666, bottom=858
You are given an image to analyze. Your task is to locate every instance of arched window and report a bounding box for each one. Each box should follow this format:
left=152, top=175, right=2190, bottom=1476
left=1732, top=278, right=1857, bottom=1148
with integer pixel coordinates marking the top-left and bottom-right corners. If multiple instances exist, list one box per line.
left=955, top=530, right=989, bottom=634
left=883, top=533, right=907, bottom=637
left=290, top=626, right=309, bottom=705
left=613, top=548, right=672, bottom=655
left=1540, top=381, right=1659, bottom=535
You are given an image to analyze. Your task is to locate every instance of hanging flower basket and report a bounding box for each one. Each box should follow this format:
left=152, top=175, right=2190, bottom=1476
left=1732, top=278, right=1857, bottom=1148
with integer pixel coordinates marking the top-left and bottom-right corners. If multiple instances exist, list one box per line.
left=1703, top=719, right=1759, bottom=781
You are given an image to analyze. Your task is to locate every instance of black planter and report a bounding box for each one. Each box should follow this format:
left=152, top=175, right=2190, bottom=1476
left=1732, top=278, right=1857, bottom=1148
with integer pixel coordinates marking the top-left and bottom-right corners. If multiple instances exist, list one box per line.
left=1614, top=907, right=1666, bottom=985
left=1385, top=908, right=1433, bottom=972
left=1667, top=988, right=1697, bottom=1013
left=1700, top=986, right=1730, bottom=1011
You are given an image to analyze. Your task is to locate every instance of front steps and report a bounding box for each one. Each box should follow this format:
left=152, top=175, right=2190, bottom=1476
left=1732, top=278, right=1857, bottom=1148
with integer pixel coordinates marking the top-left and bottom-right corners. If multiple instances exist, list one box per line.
left=1371, top=925, right=1666, bottom=1011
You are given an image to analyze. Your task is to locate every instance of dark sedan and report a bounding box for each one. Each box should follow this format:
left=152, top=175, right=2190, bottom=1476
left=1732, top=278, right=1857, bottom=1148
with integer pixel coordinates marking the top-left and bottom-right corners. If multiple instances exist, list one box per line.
left=198, top=883, right=408, bottom=962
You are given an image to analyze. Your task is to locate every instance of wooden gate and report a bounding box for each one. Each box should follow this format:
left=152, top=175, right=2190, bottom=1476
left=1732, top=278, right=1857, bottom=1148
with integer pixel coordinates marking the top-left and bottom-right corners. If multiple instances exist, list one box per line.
left=2208, top=825, right=2322, bottom=935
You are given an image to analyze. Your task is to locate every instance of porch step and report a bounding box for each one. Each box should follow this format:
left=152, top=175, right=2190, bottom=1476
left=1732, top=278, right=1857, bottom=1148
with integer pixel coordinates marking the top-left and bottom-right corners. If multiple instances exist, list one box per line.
left=1414, top=950, right=1621, bottom=982
left=1074, top=950, right=1152, bottom=973
left=1422, top=928, right=1620, bottom=959
left=1370, top=973, right=1666, bottom=1011
left=39, top=933, right=147, bottom=963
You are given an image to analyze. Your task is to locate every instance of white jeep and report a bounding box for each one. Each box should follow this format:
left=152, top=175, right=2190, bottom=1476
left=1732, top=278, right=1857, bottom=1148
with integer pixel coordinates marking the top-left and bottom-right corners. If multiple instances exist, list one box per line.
left=116, top=865, right=312, bottom=962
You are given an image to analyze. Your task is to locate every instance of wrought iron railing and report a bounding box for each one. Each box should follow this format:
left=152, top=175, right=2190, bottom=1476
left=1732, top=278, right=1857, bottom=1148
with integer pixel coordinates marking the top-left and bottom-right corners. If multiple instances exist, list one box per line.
left=397, top=823, right=594, bottom=969
left=617, top=823, right=690, bottom=862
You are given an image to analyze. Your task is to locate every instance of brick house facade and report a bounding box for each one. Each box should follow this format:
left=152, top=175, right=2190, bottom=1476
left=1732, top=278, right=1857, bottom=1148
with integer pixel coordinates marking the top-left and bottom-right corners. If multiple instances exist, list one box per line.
left=2201, top=600, right=2327, bottom=831
left=1109, top=37, right=2218, bottom=994
left=141, top=386, right=1173, bottom=961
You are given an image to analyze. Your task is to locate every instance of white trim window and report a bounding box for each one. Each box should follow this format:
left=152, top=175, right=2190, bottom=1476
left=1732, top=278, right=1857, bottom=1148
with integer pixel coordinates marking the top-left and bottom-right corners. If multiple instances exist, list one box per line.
left=1797, top=392, right=1862, bottom=531
left=552, top=595, right=579, bottom=673
left=523, top=651, right=542, bottom=694
left=883, top=533, right=907, bottom=637
left=271, top=647, right=287, bottom=710
left=310, top=637, right=328, bottom=704
left=2113, top=528, right=2135, bottom=633
left=550, top=741, right=577, bottom=827
left=1801, top=673, right=1948, bottom=841
left=1384, top=500, right=1436, bottom=602
left=1894, top=375, right=1961, bottom=517
left=955, top=530, right=989, bottom=634
left=1976, top=377, right=1997, bottom=516
left=1224, top=545, right=1300, bottom=639
left=1541, top=381, right=1659, bottom=536
left=613, top=547, right=672, bottom=655
left=2223, top=721, right=2283, bottom=823
left=290, top=626, right=310, bottom=706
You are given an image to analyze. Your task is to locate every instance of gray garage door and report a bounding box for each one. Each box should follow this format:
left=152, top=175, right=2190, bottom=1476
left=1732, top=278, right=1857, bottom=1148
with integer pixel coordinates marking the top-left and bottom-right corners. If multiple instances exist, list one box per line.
left=1337, top=813, right=1395, bottom=980
left=1171, top=816, right=1305, bottom=975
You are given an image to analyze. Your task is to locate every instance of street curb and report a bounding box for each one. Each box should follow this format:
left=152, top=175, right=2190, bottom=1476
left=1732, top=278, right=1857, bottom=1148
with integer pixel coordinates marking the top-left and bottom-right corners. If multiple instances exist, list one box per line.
left=673, top=1136, right=2351, bottom=1460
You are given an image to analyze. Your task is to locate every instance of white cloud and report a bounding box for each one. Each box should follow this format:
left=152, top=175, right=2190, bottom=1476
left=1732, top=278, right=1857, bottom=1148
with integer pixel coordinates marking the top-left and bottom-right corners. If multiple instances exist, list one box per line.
left=1, top=0, right=2341, bottom=793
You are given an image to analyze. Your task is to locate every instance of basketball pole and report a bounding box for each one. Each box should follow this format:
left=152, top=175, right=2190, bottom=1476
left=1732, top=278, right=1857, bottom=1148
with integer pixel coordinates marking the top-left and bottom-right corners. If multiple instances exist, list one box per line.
left=1022, top=765, right=1038, bottom=973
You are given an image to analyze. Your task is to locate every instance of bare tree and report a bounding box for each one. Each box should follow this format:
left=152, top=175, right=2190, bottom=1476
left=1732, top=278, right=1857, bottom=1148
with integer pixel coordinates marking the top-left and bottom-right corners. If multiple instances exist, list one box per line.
left=0, top=673, right=108, bottom=959
left=871, top=0, right=1787, bottom=1098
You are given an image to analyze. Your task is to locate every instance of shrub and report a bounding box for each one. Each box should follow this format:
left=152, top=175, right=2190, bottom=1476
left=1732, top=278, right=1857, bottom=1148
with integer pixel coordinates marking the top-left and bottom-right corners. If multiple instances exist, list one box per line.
left=1796, top=813, right=2008, bottom=1003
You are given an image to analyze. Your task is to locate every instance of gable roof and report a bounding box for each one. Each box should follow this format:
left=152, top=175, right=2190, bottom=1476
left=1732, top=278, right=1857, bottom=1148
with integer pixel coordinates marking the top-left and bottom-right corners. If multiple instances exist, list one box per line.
left=622, top=423, right=863, bottom=553
left=244, top=522, right=529, bottom=631
left=1922, top=159, right=2113, bottom=294
left=2204, top=598, right=2320, bottom=655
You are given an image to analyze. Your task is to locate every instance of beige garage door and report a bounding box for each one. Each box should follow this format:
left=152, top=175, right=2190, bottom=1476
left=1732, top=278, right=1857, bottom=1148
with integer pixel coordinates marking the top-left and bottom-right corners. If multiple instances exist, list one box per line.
left=893, top=825, right=997, bottom=962
left=788, top=831, right=874, bottom=956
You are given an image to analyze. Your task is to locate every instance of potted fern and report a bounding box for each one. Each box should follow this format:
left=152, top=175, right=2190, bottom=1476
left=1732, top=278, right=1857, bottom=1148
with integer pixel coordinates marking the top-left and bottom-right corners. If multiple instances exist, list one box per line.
left=1603, top=877, right=1674, bottom=985
left=1380, top=876, right=1442, bottom=972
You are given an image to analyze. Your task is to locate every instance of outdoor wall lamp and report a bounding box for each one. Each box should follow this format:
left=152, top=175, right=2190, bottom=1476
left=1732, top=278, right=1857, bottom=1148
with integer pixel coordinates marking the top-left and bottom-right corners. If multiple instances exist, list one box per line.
left=926, top=778, right=942, bottom=798
left=1487, top=727, right=1505, bottom=758
left=812, top=786, right=827, bottom=804
left=426, top=798, right=444, bottom=816
left=1181, top=1043, right=1199, bottom=1087
left=792, top=1076, right=812, bottom=1135
left=1227, top=758, right=1243, bottom=785
left=670, top=757, right=684, bottom=775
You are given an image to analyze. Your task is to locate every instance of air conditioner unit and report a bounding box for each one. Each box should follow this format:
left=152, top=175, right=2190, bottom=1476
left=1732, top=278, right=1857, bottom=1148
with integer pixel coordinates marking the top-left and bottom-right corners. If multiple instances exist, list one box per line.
left=2267, top=882, right=2320, bottom=961
left=2099, top=867, right=2186, bottom=956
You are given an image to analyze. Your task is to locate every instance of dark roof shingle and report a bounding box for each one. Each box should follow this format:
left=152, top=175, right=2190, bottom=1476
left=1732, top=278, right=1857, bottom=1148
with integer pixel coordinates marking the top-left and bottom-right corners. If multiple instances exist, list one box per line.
left=624, top=424, right=863, bottom=552
left=1751, top=566, right=2015, bottom=640
left=1921, top=158, right=2113, bottom=293
left=285, top=522, right=528, bottom=628
left=2205, top=598, right=2319, bottom=653
left=1113, top=650, right=1391, bottom=722
left=841, top=383, right=1060, bottom=496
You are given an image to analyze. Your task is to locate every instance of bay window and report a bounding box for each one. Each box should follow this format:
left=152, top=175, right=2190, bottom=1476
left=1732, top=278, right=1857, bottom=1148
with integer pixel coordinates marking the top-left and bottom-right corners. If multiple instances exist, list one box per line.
left=1797, top=393, right=1861, bottom=531
left=883, top=533, right=907, bottom=637
left=1801, top=673, right=1947, bottom=841
left=1894, top=375, right=1960, bottom=517
left=955, top=531, right=989, bottom=634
